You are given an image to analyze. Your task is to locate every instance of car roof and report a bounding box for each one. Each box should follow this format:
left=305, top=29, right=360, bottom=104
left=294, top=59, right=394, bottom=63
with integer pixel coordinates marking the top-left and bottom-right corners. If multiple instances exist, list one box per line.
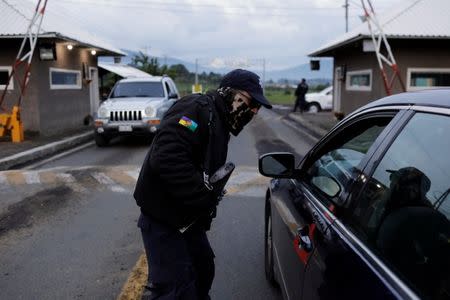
left=119, top=76, right=166, bottom=83
left=350, top=89, right=450, bottom=117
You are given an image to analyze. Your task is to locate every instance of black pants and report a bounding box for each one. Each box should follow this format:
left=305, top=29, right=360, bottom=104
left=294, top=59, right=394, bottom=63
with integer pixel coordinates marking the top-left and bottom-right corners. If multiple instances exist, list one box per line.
left=138, top=213, right=215, bottom=300
left=293, top=97, right=306, bottom=113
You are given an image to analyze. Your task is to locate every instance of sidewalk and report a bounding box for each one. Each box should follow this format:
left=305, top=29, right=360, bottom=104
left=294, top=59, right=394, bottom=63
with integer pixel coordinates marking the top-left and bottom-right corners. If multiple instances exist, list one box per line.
left=0, top=128, right=93, bottom=170
left=271, top=104, right=339, bottom=140
left=288, top=111, right=338, bottom=139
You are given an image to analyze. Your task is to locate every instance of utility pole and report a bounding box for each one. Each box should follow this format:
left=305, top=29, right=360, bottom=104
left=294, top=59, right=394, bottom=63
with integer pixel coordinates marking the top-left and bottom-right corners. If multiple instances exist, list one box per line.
left=195, top=58, right=198, bottom=85
left=343, top=0, right=349, bottom=32
left=262, top=58, right=266, bottom=94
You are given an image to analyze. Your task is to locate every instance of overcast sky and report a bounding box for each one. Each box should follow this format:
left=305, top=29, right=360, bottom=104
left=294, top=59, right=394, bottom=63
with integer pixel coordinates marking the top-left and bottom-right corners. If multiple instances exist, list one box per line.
left=48, top=0, right=406, bottom=70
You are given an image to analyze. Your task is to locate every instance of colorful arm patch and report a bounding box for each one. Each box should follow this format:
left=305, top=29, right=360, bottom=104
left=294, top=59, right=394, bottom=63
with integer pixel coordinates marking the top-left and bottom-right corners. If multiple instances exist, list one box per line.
left=178, top=116, right=198, bottom=132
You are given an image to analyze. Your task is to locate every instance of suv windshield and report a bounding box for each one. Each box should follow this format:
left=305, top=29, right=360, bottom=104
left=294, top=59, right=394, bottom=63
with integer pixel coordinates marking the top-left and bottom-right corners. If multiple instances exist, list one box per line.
left=111, top=82, right=164, bottom=98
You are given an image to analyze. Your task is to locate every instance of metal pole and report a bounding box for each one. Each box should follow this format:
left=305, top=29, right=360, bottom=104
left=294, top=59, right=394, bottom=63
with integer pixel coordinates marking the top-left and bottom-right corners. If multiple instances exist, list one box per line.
left=195, top=58, right=198, bottom=85
left=262, top=58, right=266, bottom=94
left=345, top=0, right=349, bottom=32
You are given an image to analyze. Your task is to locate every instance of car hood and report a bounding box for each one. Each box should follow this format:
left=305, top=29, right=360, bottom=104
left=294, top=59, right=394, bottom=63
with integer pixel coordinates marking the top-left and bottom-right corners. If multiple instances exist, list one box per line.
left=306, top=93, right=320, bottom=99
left=101, top=97, right=165, bottom=110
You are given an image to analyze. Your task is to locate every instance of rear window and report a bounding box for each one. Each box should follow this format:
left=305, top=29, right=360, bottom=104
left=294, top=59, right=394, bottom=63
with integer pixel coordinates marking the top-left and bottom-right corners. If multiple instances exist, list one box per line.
left=111, top=82, right=164, bottom=98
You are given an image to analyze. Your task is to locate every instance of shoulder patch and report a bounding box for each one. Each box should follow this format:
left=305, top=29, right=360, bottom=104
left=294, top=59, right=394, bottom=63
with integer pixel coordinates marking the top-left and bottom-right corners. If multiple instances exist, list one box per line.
left=179, top=116, right=198, bottom=132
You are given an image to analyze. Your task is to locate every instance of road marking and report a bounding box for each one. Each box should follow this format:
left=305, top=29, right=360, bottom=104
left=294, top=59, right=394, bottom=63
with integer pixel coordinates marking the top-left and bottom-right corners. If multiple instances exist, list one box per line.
left=6, top=171, right=25, bottom=185
left=125, top=169, right=140, bottom=181
left=38, top=171, right=58, bottom=184
left=117, top=253, right=148, bottom=300
left=56, top=173, right=86, bottom=193
left=0, top=173, right=9, bottom=190
left=107, top=169, right=137, bottom=186
left=92, top=172, right=115, bottom=185
left=23, top=171, right=41, bottom=184
left=92, top=172, right=127, bottom=193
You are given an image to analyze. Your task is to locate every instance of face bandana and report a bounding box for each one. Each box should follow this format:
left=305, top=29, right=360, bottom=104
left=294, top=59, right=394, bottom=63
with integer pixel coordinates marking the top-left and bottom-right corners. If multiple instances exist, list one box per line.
left=220, top=88, right=256, bottom=136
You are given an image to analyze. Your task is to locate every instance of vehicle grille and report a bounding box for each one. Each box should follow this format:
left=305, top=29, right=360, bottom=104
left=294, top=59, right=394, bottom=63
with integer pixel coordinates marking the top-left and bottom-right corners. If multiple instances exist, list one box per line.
left=110, top=110, right=142, bottom=122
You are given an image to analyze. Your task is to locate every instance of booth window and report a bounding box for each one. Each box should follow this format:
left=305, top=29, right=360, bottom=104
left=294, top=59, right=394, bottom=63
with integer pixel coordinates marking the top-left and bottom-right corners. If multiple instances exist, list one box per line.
left=407, top=68, right=450, bottom=91
left=0, top=67, right=13, bottom=90
left=346, top=69, right=372, bottom=91
left=50, top=68, right=81, bottom=90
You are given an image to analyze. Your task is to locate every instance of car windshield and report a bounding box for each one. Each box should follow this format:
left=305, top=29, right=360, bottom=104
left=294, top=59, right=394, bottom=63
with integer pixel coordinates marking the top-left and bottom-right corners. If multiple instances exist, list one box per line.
left=111, top=82, right=164, bottom=98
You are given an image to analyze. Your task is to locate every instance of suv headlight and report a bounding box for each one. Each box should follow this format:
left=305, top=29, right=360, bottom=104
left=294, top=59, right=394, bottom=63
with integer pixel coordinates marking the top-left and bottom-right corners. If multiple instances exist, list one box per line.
left=98, top=107, right=108, bottom=118
left=145, top=106, right=155, bottom=117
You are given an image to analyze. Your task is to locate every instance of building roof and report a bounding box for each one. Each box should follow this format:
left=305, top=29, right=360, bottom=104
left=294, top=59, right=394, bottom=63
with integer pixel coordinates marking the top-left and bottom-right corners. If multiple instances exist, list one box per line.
left=98, top=63, right=152, bottom=78
left=309, top=0, right=450, bottom=57
left=0, top=0, right=125, bottom=56
left=120, top=76, right=165, bottom=83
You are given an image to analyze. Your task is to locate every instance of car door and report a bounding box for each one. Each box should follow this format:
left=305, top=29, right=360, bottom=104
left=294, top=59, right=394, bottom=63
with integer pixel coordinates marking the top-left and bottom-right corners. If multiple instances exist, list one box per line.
left=293, top=109, right=409, bottom=300
left=339, top=108, right=450, bottom=300
left=269, top=176, right=310, bottom=300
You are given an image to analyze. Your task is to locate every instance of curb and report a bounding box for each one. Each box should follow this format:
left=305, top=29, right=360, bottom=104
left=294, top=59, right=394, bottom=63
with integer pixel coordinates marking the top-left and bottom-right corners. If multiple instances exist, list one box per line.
left=0, top=131, right=93, bottom=171
left=286, top=113, right=329, bottom=139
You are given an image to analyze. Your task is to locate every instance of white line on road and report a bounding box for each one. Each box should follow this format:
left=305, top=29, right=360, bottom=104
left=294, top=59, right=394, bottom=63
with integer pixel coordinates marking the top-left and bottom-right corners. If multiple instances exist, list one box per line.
left=0, top=173, right=9, bottom=188
left=56, top=173, right=87, bottom=193
left=23, top=171, right=41, bottom=184
left=125, top=169, right=140, bottom=181
left=92, top=172, right=128, bottom=193
left=92, top=172, right=115, bottom=185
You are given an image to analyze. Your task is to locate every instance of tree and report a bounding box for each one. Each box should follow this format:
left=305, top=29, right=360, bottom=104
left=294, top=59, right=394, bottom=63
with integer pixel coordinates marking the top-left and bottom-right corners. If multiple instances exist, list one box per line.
left=131, top=51, right=160, bottom=75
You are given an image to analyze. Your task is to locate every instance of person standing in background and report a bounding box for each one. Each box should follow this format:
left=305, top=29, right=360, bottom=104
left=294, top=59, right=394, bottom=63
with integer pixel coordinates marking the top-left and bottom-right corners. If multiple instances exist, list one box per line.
left=293, top=78, right=309, bottom=113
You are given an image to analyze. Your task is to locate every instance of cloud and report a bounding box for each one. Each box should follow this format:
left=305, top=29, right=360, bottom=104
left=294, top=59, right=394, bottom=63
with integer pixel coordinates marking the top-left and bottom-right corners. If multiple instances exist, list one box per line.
left=48, top=0, right=399, bottom=69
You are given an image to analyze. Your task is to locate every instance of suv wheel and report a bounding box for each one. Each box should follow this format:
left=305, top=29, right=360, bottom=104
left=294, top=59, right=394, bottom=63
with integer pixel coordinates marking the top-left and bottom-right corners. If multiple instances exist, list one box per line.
left=94, top=133, right=110, bottom=147
left=265, top=201, right=278, bottom=286
left=308, top=102, right=321, bottom=113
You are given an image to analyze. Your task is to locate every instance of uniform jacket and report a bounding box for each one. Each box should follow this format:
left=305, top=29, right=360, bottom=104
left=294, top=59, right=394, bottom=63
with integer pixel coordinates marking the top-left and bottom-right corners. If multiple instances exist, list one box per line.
left=295, top=82, right=309, bottom=100
left=133, top=92, right=230, bottom=229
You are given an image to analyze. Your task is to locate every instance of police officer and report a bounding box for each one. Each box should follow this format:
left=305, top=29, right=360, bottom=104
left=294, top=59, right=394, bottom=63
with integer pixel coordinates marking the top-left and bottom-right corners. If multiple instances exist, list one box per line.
left=134, top=69, right=272, bottom=300
left=293, top=78, right=309, bottom=113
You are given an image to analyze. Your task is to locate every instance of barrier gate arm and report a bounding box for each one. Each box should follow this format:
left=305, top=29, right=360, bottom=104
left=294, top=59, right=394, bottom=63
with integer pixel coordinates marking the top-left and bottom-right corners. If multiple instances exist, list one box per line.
left=0, top=0, right=48, bottom=142
left=361, top=0, right=406, bottom=95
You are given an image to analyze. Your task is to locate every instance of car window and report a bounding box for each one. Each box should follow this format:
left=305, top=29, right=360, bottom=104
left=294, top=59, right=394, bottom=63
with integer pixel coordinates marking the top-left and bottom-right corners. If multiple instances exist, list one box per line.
left=348, top=112, right=450, bottom=299
left=303, top=116, right=393, bottom=207
left=111, top=82, right=164, bottom=98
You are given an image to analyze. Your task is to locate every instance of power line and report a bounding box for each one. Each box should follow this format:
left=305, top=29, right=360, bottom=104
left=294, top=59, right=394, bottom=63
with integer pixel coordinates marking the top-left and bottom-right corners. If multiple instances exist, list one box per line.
left=58, top=0, right=354, bottom=11
left=56, top=0, right=365, bottom=16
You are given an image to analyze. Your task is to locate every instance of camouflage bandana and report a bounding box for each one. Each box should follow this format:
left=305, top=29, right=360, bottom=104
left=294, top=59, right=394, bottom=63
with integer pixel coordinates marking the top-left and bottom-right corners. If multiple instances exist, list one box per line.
left=218, top=87, right=255, bottom=136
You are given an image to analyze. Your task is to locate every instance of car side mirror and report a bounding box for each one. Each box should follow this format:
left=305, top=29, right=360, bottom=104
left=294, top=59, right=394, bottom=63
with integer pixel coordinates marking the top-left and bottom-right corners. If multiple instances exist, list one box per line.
left=259, top=152, right=296, bottom=178
left=168, top=92, right=178, bottom=99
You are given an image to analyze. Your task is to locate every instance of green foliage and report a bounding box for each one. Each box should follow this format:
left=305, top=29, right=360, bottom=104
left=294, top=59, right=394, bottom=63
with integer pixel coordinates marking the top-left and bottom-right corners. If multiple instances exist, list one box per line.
left=131, top=51, right=160, bottom=75
left=265, top=86, right=296, bottom=105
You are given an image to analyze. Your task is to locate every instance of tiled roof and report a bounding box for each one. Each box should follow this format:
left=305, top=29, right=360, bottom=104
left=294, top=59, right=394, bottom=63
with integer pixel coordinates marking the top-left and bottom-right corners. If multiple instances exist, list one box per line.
left=309, top=0, right=450, bottom=56
left=0, top=0, right=125, bottom=56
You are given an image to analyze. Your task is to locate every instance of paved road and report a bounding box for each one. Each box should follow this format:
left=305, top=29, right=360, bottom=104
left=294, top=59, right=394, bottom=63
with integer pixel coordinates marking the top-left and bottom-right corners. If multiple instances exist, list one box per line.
left=0, top=109, right=315, bottom=299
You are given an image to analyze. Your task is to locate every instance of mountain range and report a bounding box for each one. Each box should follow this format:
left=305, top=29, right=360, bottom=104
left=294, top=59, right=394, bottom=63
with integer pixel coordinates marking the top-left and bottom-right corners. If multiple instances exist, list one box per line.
left=99, top=49, right=333, bottom=82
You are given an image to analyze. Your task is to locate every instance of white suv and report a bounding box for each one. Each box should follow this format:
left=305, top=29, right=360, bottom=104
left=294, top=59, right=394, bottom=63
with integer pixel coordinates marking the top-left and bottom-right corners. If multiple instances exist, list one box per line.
left=94, top=76, right=179, bottom=146
left=305, top=85, right=333, bottom=113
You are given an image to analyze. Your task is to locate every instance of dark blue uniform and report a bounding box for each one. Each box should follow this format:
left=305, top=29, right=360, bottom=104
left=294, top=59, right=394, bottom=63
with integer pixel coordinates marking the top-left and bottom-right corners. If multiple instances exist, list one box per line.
left=134, top=92, right=230, bottom=299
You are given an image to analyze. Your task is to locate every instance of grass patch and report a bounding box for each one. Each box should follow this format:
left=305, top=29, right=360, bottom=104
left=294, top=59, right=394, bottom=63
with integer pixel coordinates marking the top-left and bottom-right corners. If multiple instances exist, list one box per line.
left=264, top=87, right=295, bottom=105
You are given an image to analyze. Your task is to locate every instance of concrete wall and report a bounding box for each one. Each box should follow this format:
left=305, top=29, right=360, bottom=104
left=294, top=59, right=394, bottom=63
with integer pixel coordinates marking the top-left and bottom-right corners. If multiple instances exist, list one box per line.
left=0, top=38, right=97, bottom=136
left=332, top=39, right=450, bottom=115
left=37, top=42, right=96, bottom=136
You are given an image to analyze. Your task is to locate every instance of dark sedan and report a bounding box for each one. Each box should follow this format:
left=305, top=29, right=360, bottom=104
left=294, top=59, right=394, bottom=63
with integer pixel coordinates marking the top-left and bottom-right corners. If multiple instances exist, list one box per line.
left=259, top=90, right=450, bottom=300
